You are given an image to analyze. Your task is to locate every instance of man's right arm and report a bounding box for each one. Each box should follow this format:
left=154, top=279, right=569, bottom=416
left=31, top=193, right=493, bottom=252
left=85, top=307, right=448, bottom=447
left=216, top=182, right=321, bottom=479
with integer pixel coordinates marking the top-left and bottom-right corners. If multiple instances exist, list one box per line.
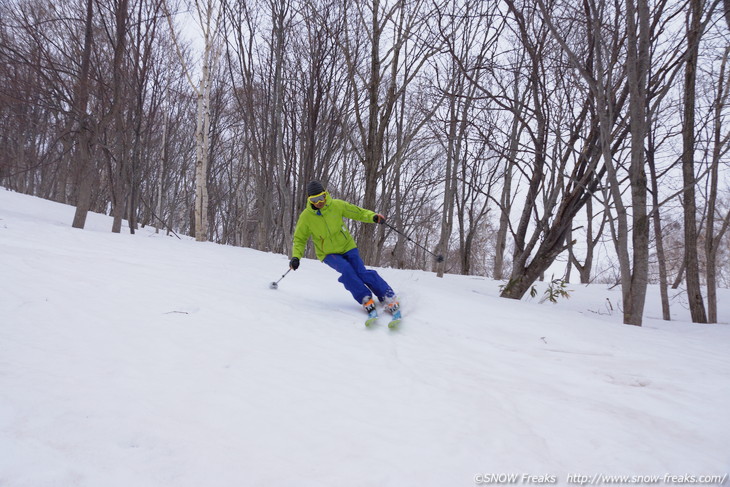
left=291, top=215, right=309, bottom=260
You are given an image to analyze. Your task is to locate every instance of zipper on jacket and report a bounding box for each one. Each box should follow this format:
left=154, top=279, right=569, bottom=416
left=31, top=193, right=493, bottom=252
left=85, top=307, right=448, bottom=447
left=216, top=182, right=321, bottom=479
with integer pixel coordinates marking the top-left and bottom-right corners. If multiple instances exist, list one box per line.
left=317, top=209, right=332, bottom=254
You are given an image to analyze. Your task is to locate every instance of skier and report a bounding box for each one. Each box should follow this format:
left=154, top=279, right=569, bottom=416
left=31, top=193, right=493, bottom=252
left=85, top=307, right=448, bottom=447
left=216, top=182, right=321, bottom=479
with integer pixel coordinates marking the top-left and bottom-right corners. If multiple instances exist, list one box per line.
left=289, top=180, right=400, bottom=321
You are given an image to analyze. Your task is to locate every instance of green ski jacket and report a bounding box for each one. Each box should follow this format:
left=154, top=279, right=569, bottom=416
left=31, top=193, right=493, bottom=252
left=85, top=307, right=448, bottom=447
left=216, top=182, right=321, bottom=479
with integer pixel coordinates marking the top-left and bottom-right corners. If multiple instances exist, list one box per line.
left=291, top=193, right=376, bottom=261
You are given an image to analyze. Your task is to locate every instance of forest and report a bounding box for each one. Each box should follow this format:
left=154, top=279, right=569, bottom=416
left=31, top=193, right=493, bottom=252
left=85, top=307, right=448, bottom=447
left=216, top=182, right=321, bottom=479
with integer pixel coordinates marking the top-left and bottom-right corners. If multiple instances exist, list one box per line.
left=1, top=0, right=729, bottom=326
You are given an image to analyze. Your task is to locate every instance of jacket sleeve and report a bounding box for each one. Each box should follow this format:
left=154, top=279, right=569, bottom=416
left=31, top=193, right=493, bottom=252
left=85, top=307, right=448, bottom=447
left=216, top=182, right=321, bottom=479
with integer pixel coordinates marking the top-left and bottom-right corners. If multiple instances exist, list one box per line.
left=291, top=214, right=309, bottom=259
left=336, top=199, right=376, bottom=223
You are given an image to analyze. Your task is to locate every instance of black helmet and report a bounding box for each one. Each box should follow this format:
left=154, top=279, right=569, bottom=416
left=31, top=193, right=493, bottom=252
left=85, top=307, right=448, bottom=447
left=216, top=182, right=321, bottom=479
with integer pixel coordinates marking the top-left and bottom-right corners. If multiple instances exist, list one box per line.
left=306, top=180, right=325, bottom=196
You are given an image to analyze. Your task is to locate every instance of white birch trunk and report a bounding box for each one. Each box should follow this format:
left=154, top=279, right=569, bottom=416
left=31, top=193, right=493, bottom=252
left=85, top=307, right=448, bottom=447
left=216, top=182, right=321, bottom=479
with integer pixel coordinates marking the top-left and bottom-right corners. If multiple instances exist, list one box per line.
left=156, top=120, right=166, bottom=234
left=194, top=76, right=209, bottom=242
left=163, top=0, right=219, bottom=243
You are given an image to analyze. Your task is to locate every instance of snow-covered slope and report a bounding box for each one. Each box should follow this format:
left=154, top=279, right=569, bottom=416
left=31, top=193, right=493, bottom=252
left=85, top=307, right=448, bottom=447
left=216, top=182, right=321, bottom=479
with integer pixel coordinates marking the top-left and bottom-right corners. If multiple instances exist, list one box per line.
left=1, top=187, right=728, bottom=487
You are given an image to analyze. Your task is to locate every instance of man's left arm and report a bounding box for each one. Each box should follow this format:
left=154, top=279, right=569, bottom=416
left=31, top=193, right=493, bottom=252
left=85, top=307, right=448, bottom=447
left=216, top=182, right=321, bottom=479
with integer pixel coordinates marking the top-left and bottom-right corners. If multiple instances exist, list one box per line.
left=336, top=199, right=381, bottom=223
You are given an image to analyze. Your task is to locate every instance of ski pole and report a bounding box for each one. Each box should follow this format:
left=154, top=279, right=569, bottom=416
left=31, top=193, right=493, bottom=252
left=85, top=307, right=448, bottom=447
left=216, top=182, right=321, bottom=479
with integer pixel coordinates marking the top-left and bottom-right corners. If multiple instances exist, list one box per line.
left=383, top=222, right=444, bottom=262
left=269, top=268, right=291, bottom=289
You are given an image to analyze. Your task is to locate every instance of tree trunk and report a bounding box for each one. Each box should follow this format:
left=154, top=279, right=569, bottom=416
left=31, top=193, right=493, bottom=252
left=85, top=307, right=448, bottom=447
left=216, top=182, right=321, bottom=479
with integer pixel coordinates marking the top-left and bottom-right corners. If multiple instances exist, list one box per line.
left=493, top=162, right=512, bottom=280
left=705, top=47, right=730, bottom=323
left=436, top=90, right=460, bottom=278
left=71, top=0, right=95, bottom=229
left=111, top=0, right=130, bottom=234
left=568, top=149, right=607, bottom=286
left=194, top=75, right=210, bottom=242
left=493, top=68, right=525, bottom=281
left=156, top=119, right=167, bottom=234
left=358, top=0, right=384, bottom=264
left=647, top=133, right=671, bottom=321
left=682, top=0, right=708, bottom=323
left=619, top=0, right=652, bottom=326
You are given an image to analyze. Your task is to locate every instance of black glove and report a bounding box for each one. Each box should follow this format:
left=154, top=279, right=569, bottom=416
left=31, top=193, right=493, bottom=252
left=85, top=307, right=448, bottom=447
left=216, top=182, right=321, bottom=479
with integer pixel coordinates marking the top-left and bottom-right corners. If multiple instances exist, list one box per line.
left=373, top=213, right=386, bottom=224
left=289, top=257, right=300, bottom=270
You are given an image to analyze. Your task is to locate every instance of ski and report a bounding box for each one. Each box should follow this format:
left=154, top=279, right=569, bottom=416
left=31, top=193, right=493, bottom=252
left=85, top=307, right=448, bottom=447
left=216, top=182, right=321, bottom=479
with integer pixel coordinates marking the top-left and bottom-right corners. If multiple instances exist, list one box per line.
left=387, top=309, right=402, bottom=329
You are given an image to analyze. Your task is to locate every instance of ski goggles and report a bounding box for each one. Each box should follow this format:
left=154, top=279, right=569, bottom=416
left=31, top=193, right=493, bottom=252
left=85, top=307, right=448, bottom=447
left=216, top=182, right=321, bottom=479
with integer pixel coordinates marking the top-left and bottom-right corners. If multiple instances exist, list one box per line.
left=308, top=191, right=326, bottom=204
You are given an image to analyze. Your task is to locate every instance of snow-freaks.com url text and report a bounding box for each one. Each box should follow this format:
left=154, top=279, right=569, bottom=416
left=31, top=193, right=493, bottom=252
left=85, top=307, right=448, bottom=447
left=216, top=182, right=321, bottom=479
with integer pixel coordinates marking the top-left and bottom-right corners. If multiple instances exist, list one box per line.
left=473, top=473, right=728, bottom=485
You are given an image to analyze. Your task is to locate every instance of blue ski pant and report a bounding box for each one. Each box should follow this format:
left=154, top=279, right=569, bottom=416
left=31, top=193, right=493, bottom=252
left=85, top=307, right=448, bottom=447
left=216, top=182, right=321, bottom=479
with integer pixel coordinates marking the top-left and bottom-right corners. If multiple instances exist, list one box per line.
left=323, top=248, right=394, bottom=305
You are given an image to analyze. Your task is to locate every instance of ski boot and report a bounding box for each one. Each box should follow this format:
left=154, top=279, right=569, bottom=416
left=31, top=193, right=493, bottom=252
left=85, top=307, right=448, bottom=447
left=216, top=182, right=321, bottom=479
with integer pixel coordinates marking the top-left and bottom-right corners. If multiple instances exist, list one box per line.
left=384, top=295, right=402, bottom=328
left=363, top=296, right=378, bottom=327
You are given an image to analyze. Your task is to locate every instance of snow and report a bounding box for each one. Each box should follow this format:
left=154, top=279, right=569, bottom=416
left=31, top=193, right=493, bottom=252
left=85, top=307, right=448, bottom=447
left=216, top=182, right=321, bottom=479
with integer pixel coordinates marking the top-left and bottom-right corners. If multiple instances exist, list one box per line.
left=1, top=186, right=729, bottom=487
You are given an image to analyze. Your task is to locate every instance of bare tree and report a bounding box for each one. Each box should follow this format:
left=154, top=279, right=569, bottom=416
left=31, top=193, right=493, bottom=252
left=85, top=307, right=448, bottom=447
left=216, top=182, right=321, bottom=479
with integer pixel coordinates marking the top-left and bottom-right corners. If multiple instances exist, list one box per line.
left=492, top=0, right=606, bottom=300
left=681, top=0, right=712, bottom=323
left=164, top=0, right=223, bottom=242
left=339, top=0, right=443, bottom=263
left=432, top=0, right=496, bottom=277
left=705, top=46, right=730, bottom=323
left=647, top=121, right=672, bottom=320
left=71, top=0, right=97, bottom=229
left=493, top=63, right=528, bottom=281
left=107, top=0, right=131, bottom=234
left=535, top=0, right=656, bottom=325
left=568, top=196, right=609, bottom=284
left=620, top=0, right=652, bottom=326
